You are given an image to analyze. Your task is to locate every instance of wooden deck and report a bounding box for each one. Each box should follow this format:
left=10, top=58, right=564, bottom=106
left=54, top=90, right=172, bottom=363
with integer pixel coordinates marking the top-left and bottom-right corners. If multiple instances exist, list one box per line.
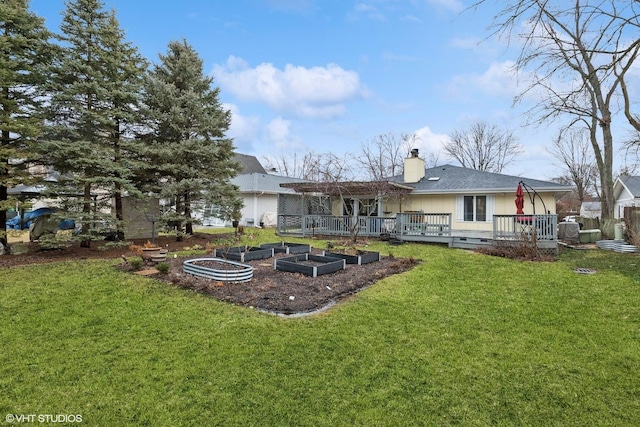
left=276, top=212, right=559, bottom=251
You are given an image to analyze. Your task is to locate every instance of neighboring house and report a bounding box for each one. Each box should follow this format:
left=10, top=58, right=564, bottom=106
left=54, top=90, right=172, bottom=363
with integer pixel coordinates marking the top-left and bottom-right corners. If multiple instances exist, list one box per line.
left=233, top=153, right=268, bottom=175
left=198, top=153, right=309, bottom=228
left=613, top=175, right=640, bottom=219
left=277, top=151, right=572, bottom=249
left=580, top=201, right=601, bottom=219
left=7, top=182, right=161, bottom=240
left=231, top=172, right=309, bottom=227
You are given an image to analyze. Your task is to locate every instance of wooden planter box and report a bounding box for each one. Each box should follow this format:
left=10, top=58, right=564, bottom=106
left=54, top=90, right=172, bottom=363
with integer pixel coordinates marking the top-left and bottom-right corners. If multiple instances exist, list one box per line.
left=259, top=241, right=311, bottom=254
left=322, top=250, right=381, bottom=265
left=214, top=246, right=274, bottom=262
left=274, top=253, right=345, bottom=277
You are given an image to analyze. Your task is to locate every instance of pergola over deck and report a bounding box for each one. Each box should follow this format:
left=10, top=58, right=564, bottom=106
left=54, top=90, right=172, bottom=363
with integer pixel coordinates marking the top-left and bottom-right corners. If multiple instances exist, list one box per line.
left=279, top=180, right=414, bottom=197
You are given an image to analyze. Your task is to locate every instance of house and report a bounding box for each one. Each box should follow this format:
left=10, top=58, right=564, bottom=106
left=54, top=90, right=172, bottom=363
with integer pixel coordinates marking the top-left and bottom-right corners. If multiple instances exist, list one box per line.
left=230, top=172, right=309, bottom=227
left=198, top=153, right=310, bottom=228
left=277, top=151, right=572, bottom=249
left=613, top=175, right=640, bottom=219
left=580, top=201, right=601, bottom=219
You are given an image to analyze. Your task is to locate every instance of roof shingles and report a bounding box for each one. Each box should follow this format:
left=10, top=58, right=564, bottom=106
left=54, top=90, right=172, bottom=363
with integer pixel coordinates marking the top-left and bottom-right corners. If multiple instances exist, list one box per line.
left=391, top=164, right=572, bottom=193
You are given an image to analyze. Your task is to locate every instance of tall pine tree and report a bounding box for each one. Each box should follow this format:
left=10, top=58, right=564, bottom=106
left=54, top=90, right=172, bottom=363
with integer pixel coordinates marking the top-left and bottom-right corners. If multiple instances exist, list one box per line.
left=41, top=0, right=146, bottom=246
left=141, top=39, right=241, bottom=238
left=0, top=0, right=52, bottom=251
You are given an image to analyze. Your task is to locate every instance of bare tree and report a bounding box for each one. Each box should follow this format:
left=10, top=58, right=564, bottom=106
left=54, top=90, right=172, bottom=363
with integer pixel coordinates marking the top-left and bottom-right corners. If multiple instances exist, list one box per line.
left=444, top=121, right=523, bottom=173
left=475, top=0, right=640, bottom=236
left=356, top=132, right=418, bottom=180
left=262, top=152, right=318, bottom=179
left=307, top=152, right=354, bottom=182
left=263, top=151, right=354, bottom=181
left=548, top=128, right=599, bottom=204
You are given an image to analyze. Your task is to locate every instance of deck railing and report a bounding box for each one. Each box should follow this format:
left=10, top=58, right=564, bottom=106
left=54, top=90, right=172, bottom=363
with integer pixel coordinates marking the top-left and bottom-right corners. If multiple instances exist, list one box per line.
left=277, top=214, right=395, bottom=237
left=395, top=212, right=452, bottom=236
left=493, top=214, right=558, bottom=241
left=277, top=213, right=558, bottom=242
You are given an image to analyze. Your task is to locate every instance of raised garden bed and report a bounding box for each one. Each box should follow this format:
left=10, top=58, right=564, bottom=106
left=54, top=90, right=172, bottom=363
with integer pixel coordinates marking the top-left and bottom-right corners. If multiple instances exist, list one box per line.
left=183, top=257, right=253, bottom=282
left=259, top=241, right=311, bottom=254
left=274, top=253, right=346, bottom=277
left=322, top=250, right=381, bottom=265
left=214, top=245, right=274, bottom=262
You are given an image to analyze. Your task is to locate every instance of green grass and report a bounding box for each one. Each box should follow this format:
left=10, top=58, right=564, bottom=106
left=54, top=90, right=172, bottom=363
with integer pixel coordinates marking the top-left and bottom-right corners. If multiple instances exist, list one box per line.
left=1, top=232, right=639, bottom=426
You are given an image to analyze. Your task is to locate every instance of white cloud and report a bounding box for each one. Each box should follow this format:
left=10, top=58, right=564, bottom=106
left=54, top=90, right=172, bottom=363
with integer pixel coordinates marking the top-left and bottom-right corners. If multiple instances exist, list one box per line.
left=266, top=117, right=291, bottom=146
left=213, top=56, right=367, bottom=119
left=412, top=126, right=450, bottom=156
left=446, top=60, right=522, bottom=101
left=225, top=103, right=260, bottom=151
left=264, top=117, right=307, bottom=151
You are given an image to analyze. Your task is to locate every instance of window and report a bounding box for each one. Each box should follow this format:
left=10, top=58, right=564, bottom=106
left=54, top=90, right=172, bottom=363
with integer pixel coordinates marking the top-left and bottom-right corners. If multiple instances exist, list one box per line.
left=458, top=195, right=491, bottom=222
left=343, top=198, right=379, bottom=216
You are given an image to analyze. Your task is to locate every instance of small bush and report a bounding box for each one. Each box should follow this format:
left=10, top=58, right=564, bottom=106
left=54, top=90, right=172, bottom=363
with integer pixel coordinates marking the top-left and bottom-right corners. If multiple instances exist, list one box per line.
left=37, top=233, right=73, bottom=250
left=155, top=262, right=170, bottom=274
left=477, top=240, right=555, bottom=261
left=129, top=258, right=143, bottom=270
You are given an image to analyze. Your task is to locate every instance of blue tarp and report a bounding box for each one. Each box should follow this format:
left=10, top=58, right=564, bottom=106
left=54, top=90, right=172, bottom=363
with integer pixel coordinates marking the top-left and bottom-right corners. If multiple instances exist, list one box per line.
left=5, top=208, right=75, bottom=231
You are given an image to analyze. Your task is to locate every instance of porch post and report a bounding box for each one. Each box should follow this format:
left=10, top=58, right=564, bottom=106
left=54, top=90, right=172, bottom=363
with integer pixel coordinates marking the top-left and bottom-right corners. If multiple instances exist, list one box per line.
left=301, top=193, right=306, bottom=237
left=353, top=198, right=359, bottom=232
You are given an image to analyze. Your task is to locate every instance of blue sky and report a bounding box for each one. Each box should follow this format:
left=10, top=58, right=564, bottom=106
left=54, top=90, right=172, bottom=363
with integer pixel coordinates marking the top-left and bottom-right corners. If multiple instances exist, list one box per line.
left=29, top=0, right=618, bottom=181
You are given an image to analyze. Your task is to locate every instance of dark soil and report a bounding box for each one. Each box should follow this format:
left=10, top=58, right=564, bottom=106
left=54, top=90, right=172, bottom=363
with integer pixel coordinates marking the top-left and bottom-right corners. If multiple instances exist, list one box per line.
left=2, top=232, right=418, bottom=316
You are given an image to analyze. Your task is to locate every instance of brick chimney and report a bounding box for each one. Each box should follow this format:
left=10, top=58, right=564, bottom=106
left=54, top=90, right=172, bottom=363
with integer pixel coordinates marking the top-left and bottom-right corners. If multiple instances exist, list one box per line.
left=403, top=149, right=425, bottom=183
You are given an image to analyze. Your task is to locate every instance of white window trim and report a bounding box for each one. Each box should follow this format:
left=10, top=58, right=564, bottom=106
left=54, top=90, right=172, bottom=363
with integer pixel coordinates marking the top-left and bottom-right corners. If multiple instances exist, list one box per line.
left=456, top=194, right=494, bottom=223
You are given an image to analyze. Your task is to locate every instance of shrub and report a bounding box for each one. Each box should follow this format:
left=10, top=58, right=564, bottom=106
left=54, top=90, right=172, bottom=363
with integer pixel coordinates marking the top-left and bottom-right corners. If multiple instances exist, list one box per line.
left=155, top=262, right=170, bottom=274
left=129, top=258, right=143, bottom=270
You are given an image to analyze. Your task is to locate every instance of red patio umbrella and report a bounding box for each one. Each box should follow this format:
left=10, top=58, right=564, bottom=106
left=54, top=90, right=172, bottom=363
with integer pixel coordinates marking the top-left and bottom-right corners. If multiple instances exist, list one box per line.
left=515, top=183, right=525, bottom=214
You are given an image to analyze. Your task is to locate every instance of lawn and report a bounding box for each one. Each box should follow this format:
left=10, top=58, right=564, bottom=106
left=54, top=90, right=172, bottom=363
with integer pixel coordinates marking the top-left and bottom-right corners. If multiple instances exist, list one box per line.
left=1, top=230, right=639, bottom=426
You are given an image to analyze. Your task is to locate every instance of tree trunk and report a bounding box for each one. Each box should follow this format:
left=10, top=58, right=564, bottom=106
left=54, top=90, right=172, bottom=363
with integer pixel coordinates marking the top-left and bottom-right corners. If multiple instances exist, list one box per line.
left=113, top=122, right=125, bottom=241
left=175, top=194, right=183, bottom=241
left=184, top=191, right=193, bottom=235
left=114, top=184, right=124, bottom=241
left=80, top=184, right=92, bottom=248
left=598, top=121, right=616, bottom=238
left=0, top=181, right=8, bottom=253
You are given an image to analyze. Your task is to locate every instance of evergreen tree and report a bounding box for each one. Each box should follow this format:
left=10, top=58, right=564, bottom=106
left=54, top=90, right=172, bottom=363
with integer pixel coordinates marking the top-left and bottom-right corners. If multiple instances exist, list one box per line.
left=141, top=39, right=241, bottom=238
left=0, top=0, right=52, bottom=251
left=41, top=0, right=147, bottom=246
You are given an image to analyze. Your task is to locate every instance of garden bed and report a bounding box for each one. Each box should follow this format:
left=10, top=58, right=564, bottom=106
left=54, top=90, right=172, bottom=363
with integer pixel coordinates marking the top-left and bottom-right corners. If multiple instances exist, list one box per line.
left=166, top=252, right=417, bottom=315
left=259, top=241, right=311, bottom=254
left=274, top=253, right=346, bottom=277
left=183, top=257, right=253, bottom=282
left=322, top=250, right=381, bottom=265
left=214, top=245, right=274, bottom=262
